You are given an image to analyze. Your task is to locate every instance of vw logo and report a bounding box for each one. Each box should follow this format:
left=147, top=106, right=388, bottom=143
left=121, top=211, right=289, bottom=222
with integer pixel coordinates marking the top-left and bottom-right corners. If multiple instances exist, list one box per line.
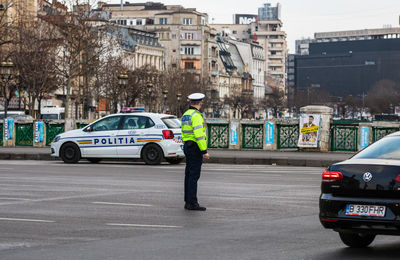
left=363, top=172, right=373, bottom=182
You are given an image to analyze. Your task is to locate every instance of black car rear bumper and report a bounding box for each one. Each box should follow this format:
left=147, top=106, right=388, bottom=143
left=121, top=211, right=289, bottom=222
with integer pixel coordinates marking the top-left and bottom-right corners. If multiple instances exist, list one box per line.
left=320, top=193, right=400, bottom=235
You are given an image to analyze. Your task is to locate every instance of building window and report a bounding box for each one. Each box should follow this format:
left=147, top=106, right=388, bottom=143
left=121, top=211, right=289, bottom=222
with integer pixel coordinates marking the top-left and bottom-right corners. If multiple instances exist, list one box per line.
left=232, top=30, right=237, bottom=34
left=201, top=17, right=206, bottom=25
left=184, top=47, right=194, bottom=55
left=183, top=18, right=192, bottom=25
left=130, top=21, right=133, bottom=25
left=185, top=62, right=194, bottom=69
left=136, top=19, right=142, bottom=25
left=159, top=18, right=167, bottom=24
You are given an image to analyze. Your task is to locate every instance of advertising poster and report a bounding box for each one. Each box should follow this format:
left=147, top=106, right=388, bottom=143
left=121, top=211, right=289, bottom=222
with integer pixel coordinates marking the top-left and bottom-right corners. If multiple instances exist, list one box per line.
left=265, top=121, right=274, bottom=145
left=34, top=121, right=44, bottom=143
left=298, top=114, right=321, bottom=148
left=360, top=127, right=369, bottom=150
left=230, top=122, right=239, bottom=145
left=4, top=118, right=13, bottom=140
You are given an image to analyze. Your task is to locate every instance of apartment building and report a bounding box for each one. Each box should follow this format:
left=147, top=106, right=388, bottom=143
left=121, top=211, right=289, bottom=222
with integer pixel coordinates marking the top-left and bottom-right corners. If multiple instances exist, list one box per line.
left=98, top=2, right=212, bottom=78
left=212, top=3, right=287, bottom=92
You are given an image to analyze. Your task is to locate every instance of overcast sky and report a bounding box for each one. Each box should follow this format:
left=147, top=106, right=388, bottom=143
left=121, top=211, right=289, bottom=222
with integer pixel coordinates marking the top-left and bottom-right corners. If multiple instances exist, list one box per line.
left=109, top=0, right=400, bottom=53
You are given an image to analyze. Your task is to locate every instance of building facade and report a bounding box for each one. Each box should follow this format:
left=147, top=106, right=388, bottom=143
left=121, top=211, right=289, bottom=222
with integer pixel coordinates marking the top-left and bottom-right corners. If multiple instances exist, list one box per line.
left=97, top=2, right=211, bottom=78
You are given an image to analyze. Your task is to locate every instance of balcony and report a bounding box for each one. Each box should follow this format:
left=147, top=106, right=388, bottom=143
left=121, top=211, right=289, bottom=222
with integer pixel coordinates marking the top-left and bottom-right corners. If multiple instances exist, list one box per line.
left=180, top=54, right=201, bottom=60
left=268, top=38, right=285, bottom=43
left=268, top=62, right=284, bottom=67
left=268, top=55, right=284, bottom=59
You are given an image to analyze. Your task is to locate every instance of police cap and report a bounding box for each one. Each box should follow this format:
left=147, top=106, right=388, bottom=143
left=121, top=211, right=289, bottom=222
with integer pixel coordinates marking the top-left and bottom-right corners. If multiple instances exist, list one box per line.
left=188, top=93, right=205, bottom=102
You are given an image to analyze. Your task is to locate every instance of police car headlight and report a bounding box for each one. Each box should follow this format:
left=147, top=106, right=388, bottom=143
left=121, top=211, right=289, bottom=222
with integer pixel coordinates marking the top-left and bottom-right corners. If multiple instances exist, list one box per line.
left=54, top=135, right=60, bottom=143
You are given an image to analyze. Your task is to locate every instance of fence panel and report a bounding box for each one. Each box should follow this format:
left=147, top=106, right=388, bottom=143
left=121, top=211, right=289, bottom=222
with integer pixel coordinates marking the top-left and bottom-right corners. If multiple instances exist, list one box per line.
left=46, top=123, right=65, bottom=146
left=372, top=127, right=399, bottom=143
left=207, top=123, right=229, bottom=148
left=242, top=124, right=263, bottom=149
left=331, top=125, right=358, bottom=152
left=277, top=124, right=299, bottom=149
left=15, top=123, right=33, bottom=146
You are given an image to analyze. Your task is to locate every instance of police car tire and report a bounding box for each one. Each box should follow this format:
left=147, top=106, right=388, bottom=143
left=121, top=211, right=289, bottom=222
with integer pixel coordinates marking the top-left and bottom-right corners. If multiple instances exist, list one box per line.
left=166, top=158, right=183, bottom=164
left=60, top=143, right=81, bottom=163
left=87, top=158, right=102, bottom=163
left=142, top=144, right=163, bottom=165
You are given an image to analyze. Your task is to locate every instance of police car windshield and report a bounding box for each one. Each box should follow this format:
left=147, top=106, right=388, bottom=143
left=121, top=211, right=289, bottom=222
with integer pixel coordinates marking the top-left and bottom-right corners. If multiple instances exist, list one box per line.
left=162, top=117, right=181, bottom=129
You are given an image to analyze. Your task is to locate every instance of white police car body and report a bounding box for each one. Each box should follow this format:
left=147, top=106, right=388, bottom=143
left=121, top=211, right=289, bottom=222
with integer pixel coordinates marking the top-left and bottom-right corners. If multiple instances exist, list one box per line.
left=51, top=111, right=184, bottom=165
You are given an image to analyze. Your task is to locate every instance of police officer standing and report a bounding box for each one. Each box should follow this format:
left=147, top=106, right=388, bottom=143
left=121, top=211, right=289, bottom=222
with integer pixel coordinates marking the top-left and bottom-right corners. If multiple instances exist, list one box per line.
left=181, top=93, right=210, bottom=211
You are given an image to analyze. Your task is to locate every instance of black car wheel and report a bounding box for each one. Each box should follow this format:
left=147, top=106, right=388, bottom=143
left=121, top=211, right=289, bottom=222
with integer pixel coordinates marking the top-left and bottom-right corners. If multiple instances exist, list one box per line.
left=142, top=144, right=163, bottom=165
left=166, top=158, right=184, bottom=165
left=339, top=232, right=376, bottom=248
left=60, top=143, right=81, bottom=163
left=87, top=158, right=102, bottom=163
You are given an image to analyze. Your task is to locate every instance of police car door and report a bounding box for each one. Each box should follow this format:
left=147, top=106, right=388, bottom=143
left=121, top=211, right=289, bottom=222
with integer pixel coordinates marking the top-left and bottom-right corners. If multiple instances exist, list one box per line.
left=117, top=115, right=156, bottom=157
left=81, top=115, right=121, bottom=157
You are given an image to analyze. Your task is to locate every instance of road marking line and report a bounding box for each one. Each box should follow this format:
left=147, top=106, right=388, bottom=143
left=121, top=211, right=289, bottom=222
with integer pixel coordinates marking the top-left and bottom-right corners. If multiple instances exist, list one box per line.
left=106, top=223, right=182, bottom=228
left=92, top=202, right=153, bottom=207
left=0, top=198, right=33, bottom=201
left=0, top=217, right=55, bottom=223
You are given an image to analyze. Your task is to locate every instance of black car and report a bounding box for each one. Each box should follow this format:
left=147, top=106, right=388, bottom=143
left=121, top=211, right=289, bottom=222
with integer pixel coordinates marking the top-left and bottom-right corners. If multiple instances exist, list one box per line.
left=320, top=132, right=400, bottom=247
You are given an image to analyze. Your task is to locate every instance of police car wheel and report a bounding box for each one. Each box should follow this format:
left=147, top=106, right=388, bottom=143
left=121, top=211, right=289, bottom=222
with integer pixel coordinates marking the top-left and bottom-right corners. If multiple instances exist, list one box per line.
left=142, top=144, right=163, bottom=165
left=87, top=158, right=102, bottom=163
left=166, top=158, right=183, bottom=164
left=60, top=143, right=81, bottom=163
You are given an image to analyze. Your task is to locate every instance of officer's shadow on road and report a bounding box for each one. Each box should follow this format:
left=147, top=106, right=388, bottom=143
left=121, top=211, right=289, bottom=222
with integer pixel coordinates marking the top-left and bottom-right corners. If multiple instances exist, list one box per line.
left=312, top=242, right=400, bottom=260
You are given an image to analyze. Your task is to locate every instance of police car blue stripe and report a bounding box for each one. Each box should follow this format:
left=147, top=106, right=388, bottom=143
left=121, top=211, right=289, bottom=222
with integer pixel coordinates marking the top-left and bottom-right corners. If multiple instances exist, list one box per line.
left=80, top=144, right=145, bottom=148
left=61, top=134, right=164, bottom=140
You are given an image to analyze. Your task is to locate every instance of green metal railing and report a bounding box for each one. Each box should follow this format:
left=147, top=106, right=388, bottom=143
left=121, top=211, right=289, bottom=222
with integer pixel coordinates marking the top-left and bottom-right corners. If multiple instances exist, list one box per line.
left=331, top=125, right=358, bottom=152
left=242, top=124, right=263, bottom=149
left=277, top=124, right=299, bottom=149
left=372, top=127, right=399, bottom=143
left=15, top=123, right=33, bottom=146
left=46, top=123, right=65, bottom=146
left=207, top=123, right=229, bottom=148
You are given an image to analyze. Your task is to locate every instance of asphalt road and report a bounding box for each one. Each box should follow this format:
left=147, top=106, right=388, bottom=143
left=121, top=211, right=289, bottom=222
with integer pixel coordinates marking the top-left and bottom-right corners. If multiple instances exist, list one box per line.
left=0, top=160, right=399, bottom=260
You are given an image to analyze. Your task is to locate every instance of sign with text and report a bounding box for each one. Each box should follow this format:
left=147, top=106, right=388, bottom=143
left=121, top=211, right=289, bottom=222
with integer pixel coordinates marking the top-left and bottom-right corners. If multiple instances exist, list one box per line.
left=230, top=122, right=239, bottom=145
left=4, top=118, right=13, bottom=140
left=34, top=121, right=44, bottom=143
left=298, top=114, right=321, bottom=148
left=360, top=127, right=369, bottom=150
left=234, top=14, right=257, bottom=24
left=265, top=122, right=274, bottom=145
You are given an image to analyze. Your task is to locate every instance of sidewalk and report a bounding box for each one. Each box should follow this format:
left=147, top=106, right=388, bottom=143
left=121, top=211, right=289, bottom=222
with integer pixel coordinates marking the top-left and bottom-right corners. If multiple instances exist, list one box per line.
left=0, top=147, right=353, bottom=167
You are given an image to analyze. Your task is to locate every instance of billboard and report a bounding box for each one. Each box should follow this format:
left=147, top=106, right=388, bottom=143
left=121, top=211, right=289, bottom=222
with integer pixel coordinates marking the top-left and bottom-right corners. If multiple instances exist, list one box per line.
left=233, top=14, right=257, bottom=25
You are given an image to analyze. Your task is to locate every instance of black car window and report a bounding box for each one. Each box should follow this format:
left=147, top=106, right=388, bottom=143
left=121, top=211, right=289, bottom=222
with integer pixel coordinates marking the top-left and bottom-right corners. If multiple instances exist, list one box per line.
left=91, top=116, right=121, bottom=131
left=353, top=136, right=400, bottom=160
left=121, top=115, right=155, bottom=130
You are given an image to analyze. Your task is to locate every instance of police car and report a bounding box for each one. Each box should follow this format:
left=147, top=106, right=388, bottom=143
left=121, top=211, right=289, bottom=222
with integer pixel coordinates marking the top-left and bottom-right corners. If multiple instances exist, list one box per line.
left=51, top=108, right=184, bottom=165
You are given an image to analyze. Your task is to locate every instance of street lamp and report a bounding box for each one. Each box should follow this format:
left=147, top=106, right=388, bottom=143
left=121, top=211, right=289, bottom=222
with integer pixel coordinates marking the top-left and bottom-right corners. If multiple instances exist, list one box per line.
left=0, top=61, right=15, bottom=119
left=118, top=73, right=128, bottom=111
left=162, top=89, right=168, bottom=113
left=146, top=82, right=153, bottom=112
left=176, top=92, right=182, bottom=117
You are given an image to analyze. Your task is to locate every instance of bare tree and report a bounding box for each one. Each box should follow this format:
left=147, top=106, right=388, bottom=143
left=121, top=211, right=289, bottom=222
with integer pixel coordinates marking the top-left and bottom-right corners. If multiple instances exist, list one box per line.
left=365, top=79, right=400, bottom=115
left=12, top=18, right=60, bottom=118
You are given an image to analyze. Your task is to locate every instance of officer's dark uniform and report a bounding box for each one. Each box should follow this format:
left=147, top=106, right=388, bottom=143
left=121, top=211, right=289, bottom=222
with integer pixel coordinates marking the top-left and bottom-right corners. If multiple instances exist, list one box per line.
left=181, top=94, right=207, bottom=211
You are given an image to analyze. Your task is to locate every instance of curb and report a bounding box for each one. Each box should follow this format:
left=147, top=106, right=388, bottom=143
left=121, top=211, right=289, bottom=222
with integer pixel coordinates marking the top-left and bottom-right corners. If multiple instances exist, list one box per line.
left=0, top=153, right=337, bottom=167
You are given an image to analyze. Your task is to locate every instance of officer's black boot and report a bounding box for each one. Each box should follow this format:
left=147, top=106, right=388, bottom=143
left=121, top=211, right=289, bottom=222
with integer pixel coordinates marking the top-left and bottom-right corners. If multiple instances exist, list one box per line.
left=185, top=203, right=206, bottom=211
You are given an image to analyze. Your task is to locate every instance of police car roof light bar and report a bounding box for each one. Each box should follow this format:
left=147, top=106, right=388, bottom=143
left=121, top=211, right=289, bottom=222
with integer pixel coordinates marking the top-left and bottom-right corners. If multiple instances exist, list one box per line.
left=121, top=107, right=146, bottom=113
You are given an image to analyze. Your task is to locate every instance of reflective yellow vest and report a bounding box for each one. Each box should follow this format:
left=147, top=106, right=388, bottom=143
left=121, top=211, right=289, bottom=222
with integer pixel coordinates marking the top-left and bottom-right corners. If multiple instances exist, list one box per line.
left=181, top=108, right=207, bottom=152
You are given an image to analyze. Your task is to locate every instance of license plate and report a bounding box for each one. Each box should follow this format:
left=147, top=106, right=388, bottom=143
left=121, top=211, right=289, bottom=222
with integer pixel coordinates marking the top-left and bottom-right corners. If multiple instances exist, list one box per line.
left=345, top=204, right=386, bottom=217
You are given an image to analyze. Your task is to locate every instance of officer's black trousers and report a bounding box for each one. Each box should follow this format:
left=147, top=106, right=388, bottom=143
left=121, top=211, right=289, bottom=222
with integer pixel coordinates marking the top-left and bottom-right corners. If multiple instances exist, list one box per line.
left=183, top=141, right=203, bottom=204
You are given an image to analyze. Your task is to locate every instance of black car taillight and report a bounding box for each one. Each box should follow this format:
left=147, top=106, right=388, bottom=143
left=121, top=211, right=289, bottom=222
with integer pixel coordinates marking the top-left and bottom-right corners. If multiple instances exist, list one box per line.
left=162, top=130, right=174, bottom=139
left=322, top=171, right=343, bottom=182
